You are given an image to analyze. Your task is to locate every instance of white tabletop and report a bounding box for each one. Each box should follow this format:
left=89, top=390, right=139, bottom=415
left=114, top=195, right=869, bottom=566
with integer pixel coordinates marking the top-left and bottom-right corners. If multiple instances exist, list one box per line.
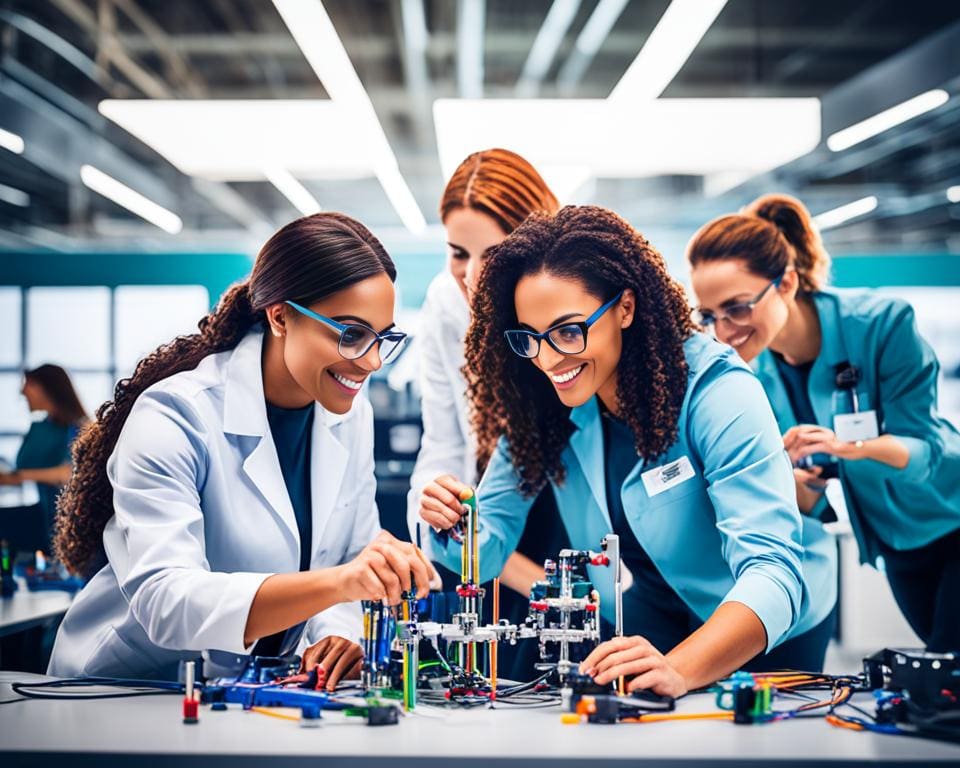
left=0, top=579, right=73, bottom=637
left=2, top=672, right=959, bottom=766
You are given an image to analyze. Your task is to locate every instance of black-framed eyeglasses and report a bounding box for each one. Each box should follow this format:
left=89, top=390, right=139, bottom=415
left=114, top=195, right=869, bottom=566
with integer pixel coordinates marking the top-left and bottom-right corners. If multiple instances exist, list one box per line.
left=693, top=275, right=783, bottom=328
left=285, top=301, right=409, bottom=363
left=504, top=291, right=624, bottom=359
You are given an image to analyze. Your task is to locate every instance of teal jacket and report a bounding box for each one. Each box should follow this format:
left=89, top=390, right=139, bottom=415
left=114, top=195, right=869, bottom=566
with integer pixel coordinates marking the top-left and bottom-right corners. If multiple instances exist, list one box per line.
left=754, top=288, right=960, bottom=564
left=432, top=333, right=837, bottom=651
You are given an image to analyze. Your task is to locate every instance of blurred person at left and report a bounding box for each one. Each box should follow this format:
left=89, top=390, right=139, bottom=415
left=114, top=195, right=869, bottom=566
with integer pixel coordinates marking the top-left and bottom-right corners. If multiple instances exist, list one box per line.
left=0, top=364, right=88, bottom=547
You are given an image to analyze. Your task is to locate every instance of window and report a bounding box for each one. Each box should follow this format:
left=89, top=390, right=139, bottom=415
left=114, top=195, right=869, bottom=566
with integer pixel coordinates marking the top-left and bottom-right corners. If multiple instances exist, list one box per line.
left=0, top=285, right=209, bottom=462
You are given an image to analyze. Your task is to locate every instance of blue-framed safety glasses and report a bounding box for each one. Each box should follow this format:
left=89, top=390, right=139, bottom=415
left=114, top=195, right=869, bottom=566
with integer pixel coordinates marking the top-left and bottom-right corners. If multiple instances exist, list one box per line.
left=504, top=291, right=625, bottom=359
left=285, top=301, right=408, bottom=363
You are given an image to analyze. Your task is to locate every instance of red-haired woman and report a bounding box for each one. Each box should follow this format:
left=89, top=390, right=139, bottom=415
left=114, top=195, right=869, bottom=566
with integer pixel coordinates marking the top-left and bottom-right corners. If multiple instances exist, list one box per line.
left=48, top=213, right=431, bottom=683
left=407, top=149, right=566, bottom=675
left=688, top=193, right=960, bottom=653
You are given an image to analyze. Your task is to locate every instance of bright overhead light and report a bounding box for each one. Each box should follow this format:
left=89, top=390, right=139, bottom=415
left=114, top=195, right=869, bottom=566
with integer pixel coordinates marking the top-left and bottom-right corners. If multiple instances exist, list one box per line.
left=609, top=0, right=728, bottom=101
left=271, top=0, right=426, bottom=232
left=376, top=164, right=427, bottom=235
left=0, top=127, right=25, bottom=154
left=0, top=182, right=30, bottom=207
left=812, top=196, right=878, bottom=230
left=946, top=185, right=960, bottom=204
left=457, top=0, right=485, bottom=98
left=827, top=89, right=949, bottom=152
left=516, top=0, right=581, bottom=97
left=434, top=98, right=820, bottom=182
left=99, top=100, right=375, bottom=180
left=557, top=0, right=629, bottom=89
left=264, top=166, right=321, bottom=216
left=80, top=164, right=183, bottom=234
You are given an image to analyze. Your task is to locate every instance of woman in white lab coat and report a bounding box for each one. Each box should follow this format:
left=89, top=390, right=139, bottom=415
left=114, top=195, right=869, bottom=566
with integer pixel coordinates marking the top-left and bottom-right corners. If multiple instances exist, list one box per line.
left=407, top=149, right=564, bottom=609
left=50, top=212, right=431, bottom=684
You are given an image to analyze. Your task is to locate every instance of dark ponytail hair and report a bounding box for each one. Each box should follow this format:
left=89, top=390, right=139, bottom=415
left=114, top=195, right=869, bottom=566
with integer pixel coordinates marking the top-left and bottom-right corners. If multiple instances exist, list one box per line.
left=24, top=364, right=87, bottom=427
left=687, top=193, right=831, bottom=293
left=55, top=212, right=395, bottom=575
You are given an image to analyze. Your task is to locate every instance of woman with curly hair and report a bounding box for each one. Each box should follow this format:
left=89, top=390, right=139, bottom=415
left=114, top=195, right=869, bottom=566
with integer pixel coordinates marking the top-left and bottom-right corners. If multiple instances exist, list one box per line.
left=688, top=193, right=960, bottom=653
left=419, top=206, right=837, bottom=695
left=407, top=150, right=567, bottom=667
left=49, top=212, right=431, bottom=683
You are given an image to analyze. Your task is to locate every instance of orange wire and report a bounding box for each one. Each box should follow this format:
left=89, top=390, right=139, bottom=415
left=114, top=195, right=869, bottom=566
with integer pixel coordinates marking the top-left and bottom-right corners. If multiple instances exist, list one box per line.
left=623, top=712, right=735, bottom=724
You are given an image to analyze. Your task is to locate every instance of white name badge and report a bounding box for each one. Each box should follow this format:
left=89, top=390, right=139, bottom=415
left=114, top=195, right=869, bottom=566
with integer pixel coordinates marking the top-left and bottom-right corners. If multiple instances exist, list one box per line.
left=834, top=410, right=879, bottom=443
left=641, top=456, right=696, bottom=498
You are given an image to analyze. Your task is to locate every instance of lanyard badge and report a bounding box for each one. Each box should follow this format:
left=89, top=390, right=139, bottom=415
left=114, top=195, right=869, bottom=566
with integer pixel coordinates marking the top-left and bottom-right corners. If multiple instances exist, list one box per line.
left=832, top=362, right=879, bottom=442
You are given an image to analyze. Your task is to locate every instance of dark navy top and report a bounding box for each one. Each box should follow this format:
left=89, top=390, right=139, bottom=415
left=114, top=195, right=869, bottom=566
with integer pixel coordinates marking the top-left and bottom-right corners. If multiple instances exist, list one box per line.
left=266, top=400, right=315, bottom=572
left=254, top=400, right=315, bottom=658
left=600, top=405, right=699, bottom=653
left=772, top=354, right=817, bottom=426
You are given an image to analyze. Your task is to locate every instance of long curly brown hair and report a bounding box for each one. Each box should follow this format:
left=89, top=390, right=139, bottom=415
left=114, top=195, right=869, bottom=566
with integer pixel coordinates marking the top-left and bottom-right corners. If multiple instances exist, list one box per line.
left=465, top=205, right=695, bottom=496
left=55, top=212, right=396, bottom=576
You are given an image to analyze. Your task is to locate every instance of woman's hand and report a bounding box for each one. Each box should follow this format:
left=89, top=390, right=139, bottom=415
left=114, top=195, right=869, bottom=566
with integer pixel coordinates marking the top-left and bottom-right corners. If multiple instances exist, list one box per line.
left=335, top=531, right=432, bottom=605
left=419, top=474, right=470, bottom=532
left=580, top=636, right=688, bottom=698
left=0, top=471, right=23, bottom=486
left=300, top=635, right=363, bottom=691
left=793, top=466, right=826, bottom=514
left=786, top=425, right=865, bottom=462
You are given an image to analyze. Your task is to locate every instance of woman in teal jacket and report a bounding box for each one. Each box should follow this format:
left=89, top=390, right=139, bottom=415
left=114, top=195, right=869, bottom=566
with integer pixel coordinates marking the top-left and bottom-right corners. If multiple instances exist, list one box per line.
left=688, top=193, right=960, bottom=653
left=418, top=206, right=836, bottom=696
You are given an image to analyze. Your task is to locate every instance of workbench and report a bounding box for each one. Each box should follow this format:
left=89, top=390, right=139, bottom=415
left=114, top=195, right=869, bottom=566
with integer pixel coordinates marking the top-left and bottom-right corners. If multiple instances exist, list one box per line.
left=3, top=672, right=960, bottom=766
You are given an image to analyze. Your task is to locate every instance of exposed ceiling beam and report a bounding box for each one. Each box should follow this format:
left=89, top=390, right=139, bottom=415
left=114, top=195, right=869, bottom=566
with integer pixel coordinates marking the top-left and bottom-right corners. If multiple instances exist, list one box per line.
left=515, top=0, right=581, bottom=98
left=556, top=0, right=628, bottom=93
left=111, top=0, right=207, bottom=97
left=111, top=28, right=922, bottom=60
left=50, top=0, right=170, bottom=98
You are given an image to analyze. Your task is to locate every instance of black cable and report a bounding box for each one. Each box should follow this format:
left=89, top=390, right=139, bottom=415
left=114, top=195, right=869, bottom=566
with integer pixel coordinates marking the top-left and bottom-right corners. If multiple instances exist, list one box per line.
left=9, top=677, right=184, bottom=702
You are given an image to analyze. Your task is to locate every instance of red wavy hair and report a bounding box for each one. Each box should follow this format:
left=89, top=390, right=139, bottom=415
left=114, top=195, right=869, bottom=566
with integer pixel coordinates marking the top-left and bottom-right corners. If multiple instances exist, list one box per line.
left=440, top=148, right=559, bottom=232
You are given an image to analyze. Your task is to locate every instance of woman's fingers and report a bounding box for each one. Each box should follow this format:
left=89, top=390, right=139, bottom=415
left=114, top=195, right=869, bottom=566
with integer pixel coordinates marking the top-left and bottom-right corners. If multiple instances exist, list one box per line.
left=795, top=441, right=835, bottom=459
left=580, top=636, right=640, bottom=673
left=420, top=495, right=462, bottom=528
left=592, top=656, right=658, bottom=685
left=591, top=643, right=654, bottom=678
left=425, top=478, right=463, bottom=511
left=372, top=541, right=412, bottom=594
left=435, top=474, right=468, bottom=498
left=324, top=642, right=363, bottom=691
left=367, top=552, right=402, bottom=604
left=794, top=467, right=826, bottom=487
left=420, top=506, right=457, bottom=531
left=344, top=657, right=362, bottom=680
left=410, top=545, right=434, bottom=597
left=300, top=638, right=331, bottom=672
left=356, top=563, right=387, bottom=602
left=795, top=427, right=836, bottom=443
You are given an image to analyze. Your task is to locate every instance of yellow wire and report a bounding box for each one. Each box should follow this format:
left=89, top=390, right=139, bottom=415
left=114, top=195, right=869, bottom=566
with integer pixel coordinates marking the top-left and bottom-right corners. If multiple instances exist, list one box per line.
left=250, top=707, right=301, bottom=722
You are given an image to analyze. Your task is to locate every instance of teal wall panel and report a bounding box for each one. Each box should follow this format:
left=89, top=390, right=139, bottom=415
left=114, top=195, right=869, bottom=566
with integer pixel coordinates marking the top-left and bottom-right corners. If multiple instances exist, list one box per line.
left=1, top=251, right=956, bottom=309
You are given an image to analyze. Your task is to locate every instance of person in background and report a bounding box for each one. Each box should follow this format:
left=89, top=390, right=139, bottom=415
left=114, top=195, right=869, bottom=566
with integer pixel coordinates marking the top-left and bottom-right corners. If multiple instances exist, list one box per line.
left=0, top=365, right=88, bottom=547
left=421, top=206, right=837, bottom=693
left=688, top=193, right=960, bottom=653
left=407, top=148, right=567, bottom=679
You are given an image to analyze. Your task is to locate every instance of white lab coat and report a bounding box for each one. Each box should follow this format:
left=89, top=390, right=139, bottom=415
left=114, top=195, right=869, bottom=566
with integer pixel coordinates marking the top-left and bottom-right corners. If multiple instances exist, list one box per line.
left=49, top=329, right=381, bottom=680
left=405, top=271, right=476, bottom=552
